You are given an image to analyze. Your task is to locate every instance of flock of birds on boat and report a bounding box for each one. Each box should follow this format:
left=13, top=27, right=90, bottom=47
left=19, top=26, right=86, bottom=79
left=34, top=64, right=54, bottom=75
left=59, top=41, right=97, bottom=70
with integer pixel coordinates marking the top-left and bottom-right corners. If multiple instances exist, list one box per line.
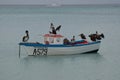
left=22, top=23, right=104, bottom=43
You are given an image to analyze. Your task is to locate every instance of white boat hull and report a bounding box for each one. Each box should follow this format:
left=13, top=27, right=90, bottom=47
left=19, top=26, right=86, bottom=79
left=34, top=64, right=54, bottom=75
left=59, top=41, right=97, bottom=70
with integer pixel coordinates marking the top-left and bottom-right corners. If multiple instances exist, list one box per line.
left=20, top=41, right=101, bottom=56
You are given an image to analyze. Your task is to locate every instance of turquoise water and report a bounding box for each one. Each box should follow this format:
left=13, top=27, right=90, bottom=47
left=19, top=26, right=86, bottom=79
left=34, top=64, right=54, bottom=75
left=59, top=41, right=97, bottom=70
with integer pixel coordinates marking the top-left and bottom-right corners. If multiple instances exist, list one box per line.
left=0, top=5, right=120, bottom=80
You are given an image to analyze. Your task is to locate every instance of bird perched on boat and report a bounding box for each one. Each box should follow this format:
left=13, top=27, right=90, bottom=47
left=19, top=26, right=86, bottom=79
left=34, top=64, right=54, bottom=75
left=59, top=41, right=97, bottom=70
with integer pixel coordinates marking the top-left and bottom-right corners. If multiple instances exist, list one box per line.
left=49, top=23, right=61, bottom=34
left=89, top=31, right=104, bottom=41
left=56, top=25, right=61, bottom=31
left=79, top=33, right=86, bottom=39
left=22, top=30, right=29, bottom=42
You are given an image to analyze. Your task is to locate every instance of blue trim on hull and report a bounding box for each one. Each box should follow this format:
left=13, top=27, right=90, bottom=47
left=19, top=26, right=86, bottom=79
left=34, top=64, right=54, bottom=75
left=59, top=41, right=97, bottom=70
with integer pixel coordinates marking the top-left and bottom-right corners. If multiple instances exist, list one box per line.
left=19, top=41, right=101, bottom=47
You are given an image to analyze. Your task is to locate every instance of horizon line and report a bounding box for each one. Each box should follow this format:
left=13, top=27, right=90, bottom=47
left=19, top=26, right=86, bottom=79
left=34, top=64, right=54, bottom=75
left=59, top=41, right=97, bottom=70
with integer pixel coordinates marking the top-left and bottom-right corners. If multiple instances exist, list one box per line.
left=0, top=3, right=120, bottom=6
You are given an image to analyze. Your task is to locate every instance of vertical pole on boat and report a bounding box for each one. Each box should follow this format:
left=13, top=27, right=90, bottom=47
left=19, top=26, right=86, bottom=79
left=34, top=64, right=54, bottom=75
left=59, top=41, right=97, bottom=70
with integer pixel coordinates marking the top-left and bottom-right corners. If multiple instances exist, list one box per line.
left=19, top=45, right=21, bottom=58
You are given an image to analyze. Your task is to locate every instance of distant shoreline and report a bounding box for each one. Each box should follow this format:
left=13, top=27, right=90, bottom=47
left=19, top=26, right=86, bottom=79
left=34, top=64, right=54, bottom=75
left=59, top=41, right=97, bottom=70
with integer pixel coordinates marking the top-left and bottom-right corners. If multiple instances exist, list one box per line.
left=0, top=4, right=120, bottom=7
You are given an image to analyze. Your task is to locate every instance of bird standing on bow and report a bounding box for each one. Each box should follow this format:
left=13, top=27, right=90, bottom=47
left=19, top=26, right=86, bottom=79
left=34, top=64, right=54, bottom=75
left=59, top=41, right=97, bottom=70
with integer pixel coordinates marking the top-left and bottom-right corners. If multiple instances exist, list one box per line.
left=22, top=30, right=29, bottom=42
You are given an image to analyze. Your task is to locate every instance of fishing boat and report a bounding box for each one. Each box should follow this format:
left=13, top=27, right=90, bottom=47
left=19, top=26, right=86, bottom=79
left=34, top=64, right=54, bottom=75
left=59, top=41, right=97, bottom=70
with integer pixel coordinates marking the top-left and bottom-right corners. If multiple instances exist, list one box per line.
left=19, top=33, right=101, bottom=56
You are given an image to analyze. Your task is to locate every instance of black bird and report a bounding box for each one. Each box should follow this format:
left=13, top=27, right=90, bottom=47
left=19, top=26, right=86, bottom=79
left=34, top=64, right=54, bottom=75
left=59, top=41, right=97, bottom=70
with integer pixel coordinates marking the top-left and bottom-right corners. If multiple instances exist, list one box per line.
left=22, top=30, right=29, bottom=42
left=100, top=33, right=105, bottom=38
left=89, top=32, right=105, bottom=41
left=79, top=33, right=86, bottom=39
left=89, top=34, right=97, bottom=41
left=50, top=25, right=61, bottom=34
left=56, top=25, right=61, bottom=31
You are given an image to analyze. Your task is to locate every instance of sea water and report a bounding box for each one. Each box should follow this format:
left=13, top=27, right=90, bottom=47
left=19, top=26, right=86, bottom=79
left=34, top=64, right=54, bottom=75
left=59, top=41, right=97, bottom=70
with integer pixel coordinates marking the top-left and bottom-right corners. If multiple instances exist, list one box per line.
left=0, top=5, right=120, bottom=80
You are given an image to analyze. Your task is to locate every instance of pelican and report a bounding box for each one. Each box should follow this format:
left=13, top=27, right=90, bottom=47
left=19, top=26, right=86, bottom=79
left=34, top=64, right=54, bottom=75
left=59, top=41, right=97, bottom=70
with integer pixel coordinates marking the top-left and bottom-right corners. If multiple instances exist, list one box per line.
left=89, top=31, right=105, bottom=41
left=22, top=30, right=29, bottom=42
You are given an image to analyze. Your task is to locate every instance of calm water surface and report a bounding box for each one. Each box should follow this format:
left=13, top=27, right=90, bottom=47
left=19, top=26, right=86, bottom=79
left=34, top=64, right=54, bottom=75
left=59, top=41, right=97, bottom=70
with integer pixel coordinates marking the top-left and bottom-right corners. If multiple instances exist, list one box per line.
left=0, top=5, right=120, bottom=80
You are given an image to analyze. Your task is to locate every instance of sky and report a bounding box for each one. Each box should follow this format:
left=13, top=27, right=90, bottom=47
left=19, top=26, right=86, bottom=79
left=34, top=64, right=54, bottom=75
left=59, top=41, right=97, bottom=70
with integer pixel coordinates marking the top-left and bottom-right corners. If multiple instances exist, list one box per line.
left=0, top=0, right=120, bottom=5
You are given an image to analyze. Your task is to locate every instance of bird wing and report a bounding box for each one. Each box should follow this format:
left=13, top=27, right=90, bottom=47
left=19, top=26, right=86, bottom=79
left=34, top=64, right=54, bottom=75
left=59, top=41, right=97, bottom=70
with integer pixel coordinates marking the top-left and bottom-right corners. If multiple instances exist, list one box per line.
left=56, top=25, right=61, bottom=31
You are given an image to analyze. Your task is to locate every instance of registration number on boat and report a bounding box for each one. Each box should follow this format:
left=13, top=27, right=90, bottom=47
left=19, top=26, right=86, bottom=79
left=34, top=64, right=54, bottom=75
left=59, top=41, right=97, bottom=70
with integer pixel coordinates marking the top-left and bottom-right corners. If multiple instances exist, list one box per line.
left=33, top=47, right=48, bottom=55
